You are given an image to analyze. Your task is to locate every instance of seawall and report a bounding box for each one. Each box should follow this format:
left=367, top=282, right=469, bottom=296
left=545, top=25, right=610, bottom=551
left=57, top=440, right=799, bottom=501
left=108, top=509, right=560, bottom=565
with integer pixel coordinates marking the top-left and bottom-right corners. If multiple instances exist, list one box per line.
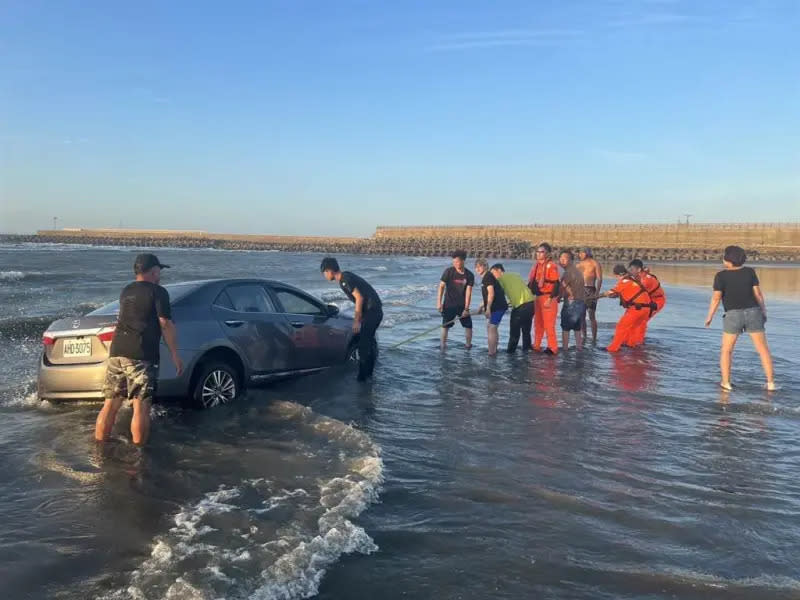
left=1, top=223, right=798, bottom=262
left=374, top=223, right=800, bottom=250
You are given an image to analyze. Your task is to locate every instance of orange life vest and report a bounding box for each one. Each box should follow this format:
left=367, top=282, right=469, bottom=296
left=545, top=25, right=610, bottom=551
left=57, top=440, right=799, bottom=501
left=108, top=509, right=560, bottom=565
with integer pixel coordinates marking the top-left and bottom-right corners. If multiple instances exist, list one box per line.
left=528, top=260, right=560, bottom=296
left=640, top=270, right=665, bottom=302
left=612, top=276, right=653, bottom=311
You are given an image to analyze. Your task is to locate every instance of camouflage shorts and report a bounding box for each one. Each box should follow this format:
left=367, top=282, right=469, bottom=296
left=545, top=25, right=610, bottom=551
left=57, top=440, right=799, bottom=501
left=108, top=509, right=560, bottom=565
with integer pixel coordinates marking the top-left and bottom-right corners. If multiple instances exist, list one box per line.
left=103, top=357, right=158, bottom=403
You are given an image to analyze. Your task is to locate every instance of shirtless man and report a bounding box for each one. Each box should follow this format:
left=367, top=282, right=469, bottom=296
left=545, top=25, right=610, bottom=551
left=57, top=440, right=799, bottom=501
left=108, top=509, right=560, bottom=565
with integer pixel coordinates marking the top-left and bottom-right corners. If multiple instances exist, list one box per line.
left=577, top=248, right=603, bottom=343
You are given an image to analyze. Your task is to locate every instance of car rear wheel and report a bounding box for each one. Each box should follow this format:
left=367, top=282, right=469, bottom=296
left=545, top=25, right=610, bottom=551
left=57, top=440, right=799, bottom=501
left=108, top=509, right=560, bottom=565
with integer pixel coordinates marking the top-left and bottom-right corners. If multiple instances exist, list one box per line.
left=192, top=360, right=241, bottom=409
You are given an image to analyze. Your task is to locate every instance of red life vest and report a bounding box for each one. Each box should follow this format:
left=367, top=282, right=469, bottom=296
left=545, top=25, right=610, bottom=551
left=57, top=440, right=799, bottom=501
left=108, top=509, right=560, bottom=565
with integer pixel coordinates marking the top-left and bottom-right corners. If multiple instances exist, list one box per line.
left=528, top=260, right=560, bottom=296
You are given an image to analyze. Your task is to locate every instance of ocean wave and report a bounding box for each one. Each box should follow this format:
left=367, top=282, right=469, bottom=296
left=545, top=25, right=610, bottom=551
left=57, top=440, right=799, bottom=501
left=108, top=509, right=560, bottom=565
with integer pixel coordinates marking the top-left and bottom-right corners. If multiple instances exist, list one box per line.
left=318, top=290, right=348, bottom=303
left=0, top=379, right=59, bottom=411
left=0, top=315, right=56, bottom=340
left=0, top=270, right=45, bottom=281
left=102, top=401, right=383, bottom=600
left=376, top=283, right=436, bottom=300
left=571, top=560, right=800, bottom=595
left=0, top=302, right=106, bottom=340
left=0, top=242, right=171, bottom=253
left=313, top=284, right=435, bottom=305
left=380, top=311, right=439, bottom=328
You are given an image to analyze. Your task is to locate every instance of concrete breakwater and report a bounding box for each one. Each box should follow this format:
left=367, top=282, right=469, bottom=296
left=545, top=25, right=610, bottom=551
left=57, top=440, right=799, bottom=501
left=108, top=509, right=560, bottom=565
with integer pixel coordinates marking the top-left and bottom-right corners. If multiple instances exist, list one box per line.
left=374, top=223, right=800, bottom=249
left=1, top=223, right=798, bottom=262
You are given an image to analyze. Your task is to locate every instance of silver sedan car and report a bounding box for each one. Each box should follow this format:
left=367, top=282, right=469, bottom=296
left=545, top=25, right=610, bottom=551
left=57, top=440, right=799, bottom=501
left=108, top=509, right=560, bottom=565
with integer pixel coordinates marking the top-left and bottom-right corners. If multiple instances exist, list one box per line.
left=38, top=279, right=364, bottom=408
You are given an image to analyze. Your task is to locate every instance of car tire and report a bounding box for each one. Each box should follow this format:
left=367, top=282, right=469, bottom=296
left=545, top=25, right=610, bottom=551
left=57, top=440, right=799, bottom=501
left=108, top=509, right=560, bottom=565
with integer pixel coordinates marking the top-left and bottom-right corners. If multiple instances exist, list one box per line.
left=191, top=360, right=241, bottom=409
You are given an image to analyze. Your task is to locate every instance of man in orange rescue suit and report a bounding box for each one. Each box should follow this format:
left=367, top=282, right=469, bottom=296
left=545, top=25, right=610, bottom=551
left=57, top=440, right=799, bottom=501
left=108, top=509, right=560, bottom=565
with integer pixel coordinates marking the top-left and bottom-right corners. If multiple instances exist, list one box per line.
left=597, top=264, right=654, bottom=352
left=627, top=259, right=666, bottom=346
left=528, top=242, right=560, bottom=354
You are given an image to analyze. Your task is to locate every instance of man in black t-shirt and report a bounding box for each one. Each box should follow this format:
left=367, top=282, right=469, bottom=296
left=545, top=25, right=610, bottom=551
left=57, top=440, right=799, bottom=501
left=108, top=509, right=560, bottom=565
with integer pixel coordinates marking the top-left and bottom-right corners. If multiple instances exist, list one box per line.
left=437, top=250, right=475, bottom=350
left=321, top=257, right=383, bottom=382
left=474, top=258, right=508, bottom=355
left=95, top=253, right=183, bottom=446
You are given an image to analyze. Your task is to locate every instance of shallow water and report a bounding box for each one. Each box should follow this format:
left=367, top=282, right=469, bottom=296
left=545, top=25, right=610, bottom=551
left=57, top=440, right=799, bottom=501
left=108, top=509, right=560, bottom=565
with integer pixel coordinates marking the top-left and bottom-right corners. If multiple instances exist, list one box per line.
left=1, top=244, right=799, bottom=600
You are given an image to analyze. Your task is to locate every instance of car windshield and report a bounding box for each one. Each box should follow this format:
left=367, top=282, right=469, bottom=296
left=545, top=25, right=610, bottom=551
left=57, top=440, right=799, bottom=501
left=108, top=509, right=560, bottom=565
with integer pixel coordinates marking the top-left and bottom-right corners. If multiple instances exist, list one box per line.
left=88, top=282, right=202, bottom=316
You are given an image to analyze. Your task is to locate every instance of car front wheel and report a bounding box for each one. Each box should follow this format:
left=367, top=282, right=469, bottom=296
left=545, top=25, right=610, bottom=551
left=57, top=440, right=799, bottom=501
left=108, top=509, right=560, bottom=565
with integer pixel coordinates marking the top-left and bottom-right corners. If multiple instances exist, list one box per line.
left=192, top=361, right=241, bottom=409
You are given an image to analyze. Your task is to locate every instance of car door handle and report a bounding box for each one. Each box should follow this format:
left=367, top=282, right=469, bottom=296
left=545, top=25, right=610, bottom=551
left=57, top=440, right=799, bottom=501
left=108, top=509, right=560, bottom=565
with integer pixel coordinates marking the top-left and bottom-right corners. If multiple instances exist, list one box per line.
left=290, top=321, right=305, bottom=328
left=224, top=320, right=244, bottom=328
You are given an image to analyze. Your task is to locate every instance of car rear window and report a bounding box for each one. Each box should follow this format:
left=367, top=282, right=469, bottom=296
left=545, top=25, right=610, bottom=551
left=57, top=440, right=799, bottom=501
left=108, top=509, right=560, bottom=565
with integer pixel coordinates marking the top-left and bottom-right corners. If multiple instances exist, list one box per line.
left=88, top=282, right=202, bottom=316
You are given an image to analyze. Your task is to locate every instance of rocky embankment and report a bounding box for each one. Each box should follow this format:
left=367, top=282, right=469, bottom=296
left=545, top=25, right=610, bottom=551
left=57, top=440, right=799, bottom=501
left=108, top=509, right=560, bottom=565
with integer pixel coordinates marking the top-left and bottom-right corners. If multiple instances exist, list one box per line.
left=1, top=232, right=797, bottom=262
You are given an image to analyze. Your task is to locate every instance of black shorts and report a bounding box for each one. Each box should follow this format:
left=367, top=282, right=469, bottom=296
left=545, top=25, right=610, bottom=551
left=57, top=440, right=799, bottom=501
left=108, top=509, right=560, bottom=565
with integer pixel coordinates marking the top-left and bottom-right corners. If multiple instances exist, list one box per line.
left=442, top=306, right=472, bottom=329
left=584, top=286, right=597, bottom=311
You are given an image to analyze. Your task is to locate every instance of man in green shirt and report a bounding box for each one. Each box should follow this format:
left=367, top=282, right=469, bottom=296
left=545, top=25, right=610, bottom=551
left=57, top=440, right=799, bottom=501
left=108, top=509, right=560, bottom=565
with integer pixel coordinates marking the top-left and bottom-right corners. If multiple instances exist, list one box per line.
left=490, top=264, right=535, bottom=353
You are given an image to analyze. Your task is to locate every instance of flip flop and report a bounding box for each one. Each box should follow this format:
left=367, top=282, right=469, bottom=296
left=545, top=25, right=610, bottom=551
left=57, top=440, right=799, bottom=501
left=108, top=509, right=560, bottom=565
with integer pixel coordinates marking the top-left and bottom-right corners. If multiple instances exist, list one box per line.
left=719, top=382, right=733, bottom=392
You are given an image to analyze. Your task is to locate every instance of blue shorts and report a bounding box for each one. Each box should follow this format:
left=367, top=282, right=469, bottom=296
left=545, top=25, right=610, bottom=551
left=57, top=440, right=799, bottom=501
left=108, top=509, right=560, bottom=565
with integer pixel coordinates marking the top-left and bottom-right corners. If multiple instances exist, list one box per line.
left=488, top=309, right=506, bottom=326
left=723, top=307, right=765, bottom=334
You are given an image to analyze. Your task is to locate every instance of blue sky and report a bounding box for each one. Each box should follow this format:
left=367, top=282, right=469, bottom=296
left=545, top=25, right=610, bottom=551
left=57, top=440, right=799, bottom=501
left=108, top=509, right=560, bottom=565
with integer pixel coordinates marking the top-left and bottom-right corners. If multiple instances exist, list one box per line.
left=1, top=0, right=798, bottom=235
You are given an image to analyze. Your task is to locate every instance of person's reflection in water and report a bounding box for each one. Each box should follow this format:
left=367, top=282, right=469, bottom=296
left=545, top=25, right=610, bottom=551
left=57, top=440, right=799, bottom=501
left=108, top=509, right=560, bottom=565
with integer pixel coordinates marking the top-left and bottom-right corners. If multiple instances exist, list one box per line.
left=705, top=401, right=770, bottom=502
left=530, top=355, right=560, bottom=408
left=714, top=387, right=770, bottom=434
left=89, top=424, right=148, bottom=483
left=610, top=349, right=659, bottom=401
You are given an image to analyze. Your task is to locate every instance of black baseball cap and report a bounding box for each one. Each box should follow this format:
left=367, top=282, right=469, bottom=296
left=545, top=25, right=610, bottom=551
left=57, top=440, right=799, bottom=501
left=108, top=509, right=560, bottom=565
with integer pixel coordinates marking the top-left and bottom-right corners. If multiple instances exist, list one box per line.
left=134, top=253, right=171, bottom=274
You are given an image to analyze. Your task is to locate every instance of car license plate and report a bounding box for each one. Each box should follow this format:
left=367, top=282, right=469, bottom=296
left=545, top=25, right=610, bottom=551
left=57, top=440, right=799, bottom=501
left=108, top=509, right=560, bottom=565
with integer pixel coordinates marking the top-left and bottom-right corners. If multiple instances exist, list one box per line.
left=63, top=338, right=92, bottom=358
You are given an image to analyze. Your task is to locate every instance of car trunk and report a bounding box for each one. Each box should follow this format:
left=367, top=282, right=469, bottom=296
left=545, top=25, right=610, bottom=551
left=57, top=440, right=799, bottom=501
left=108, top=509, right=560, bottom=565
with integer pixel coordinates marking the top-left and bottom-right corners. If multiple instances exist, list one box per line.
left=43, top=315, right=118, bottom=366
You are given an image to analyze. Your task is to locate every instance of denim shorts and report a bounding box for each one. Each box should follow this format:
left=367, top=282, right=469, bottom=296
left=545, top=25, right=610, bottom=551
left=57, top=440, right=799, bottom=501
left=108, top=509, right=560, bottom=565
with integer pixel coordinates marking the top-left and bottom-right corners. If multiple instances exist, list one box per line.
left=561, top=299, right=587, bottom=331
left=723, top=306, right=765, bottom=334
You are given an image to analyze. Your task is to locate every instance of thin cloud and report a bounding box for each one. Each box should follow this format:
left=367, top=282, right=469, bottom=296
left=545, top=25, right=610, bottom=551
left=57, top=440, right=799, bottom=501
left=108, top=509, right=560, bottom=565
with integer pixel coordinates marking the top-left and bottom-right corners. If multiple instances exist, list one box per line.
left=428, top=29, right=584, bottom=52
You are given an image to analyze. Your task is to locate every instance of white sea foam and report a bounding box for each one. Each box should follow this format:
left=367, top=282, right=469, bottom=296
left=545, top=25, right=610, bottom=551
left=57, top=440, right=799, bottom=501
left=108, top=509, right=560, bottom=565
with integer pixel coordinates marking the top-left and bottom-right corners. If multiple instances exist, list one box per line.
left=0, top=380, right=55, bottom=410
left=0, top=270, right=31, bottom=281
left=314, top=284, right=435, bottom=311
left=101, top=401, right=383, bottom=600
left=251, top=454, right=382, bottom=600
left=377, top=284, right=436, bottom=307
left=380, top=311, right=437, bottom=328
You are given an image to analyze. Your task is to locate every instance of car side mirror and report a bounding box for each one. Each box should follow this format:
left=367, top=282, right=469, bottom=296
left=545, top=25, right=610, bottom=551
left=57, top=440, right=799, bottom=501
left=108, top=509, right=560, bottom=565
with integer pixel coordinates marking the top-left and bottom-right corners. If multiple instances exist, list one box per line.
left=326, top=304, right=340, bottom=317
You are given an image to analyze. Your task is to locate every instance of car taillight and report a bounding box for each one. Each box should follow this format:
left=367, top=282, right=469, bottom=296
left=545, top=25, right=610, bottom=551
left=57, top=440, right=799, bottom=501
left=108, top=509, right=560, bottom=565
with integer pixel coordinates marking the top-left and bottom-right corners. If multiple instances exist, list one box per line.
left=97, top=327, right=116, bottom=343
left=42, top=335, right=55, bottom=346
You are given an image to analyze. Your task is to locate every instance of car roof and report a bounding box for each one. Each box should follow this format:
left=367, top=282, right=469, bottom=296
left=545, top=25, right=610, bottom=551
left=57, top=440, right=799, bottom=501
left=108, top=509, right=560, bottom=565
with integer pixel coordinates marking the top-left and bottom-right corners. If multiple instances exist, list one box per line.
left=173, top=278, right=319, bottom=299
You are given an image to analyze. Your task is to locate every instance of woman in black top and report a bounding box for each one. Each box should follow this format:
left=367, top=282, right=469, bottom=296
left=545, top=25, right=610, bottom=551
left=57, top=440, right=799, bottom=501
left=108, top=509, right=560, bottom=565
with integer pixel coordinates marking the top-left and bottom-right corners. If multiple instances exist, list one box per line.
left=704, top=245, right=776, bottom=391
